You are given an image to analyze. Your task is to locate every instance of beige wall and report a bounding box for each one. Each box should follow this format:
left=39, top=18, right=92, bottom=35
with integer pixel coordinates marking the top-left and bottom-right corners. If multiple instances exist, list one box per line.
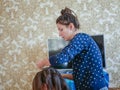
left=0, top=0, right=120, bottom=90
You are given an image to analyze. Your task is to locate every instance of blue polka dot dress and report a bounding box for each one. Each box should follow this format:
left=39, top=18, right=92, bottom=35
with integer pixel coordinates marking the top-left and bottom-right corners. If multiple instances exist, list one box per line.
left=49, top=33, right=108, bottom=90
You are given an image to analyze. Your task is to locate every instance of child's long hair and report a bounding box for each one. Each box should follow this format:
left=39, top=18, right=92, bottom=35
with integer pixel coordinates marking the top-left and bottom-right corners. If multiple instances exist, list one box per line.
left=32, top=67, right=68, bottom=90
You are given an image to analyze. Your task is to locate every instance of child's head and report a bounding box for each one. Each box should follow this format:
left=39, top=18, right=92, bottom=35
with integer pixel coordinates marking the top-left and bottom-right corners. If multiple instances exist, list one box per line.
left=32, top=67, right=68, bottom=90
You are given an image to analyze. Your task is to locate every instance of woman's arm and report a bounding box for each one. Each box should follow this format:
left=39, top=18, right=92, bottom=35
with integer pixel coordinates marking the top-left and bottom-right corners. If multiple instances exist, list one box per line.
left=62, top=74, right=73, bottom=80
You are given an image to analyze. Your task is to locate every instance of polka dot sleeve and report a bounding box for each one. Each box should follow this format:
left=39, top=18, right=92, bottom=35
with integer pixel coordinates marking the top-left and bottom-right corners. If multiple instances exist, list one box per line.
left=49, top=33, right=90, bottom=66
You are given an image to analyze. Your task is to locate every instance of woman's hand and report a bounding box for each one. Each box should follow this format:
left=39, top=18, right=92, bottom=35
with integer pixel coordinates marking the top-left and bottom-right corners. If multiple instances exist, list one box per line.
left=62, top=74, right=73, bottom=80
left=36, top=58, right=50, bottom=69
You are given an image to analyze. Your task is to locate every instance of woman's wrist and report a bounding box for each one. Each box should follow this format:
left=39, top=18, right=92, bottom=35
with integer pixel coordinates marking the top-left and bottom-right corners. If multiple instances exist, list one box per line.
left=44, top=59, right=50, bottom=66
left=36, top=58, right=50, bottom=69
left=62, top=74, right=73, bottom=80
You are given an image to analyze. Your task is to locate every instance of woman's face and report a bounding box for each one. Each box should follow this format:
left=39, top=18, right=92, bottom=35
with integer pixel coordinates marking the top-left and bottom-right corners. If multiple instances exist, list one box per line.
left=57, top=23, right=73, bottom=41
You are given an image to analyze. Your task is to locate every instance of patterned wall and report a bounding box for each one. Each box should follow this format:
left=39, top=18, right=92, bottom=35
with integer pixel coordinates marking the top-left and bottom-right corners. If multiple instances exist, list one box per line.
left=0, top=0, right=120, bottom=90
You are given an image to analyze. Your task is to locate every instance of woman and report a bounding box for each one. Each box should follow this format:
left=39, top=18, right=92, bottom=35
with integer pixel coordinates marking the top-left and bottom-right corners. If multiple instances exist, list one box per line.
left=32, top=67, right=68, bottom=90
left=37, top=7, right=108, bottom=90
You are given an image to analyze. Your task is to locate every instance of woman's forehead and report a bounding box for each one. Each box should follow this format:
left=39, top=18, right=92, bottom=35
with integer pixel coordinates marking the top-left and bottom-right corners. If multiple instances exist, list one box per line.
left=57, top=23, right=67, bottom=28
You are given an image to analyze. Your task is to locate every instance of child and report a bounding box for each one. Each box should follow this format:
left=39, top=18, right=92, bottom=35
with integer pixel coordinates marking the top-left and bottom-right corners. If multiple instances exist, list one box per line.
left=32, top=67, right=68, bottom=90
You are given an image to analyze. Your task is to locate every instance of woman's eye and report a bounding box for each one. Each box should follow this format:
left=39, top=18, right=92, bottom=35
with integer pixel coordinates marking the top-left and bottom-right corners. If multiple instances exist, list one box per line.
left=60, top=29, right=63, bottom=31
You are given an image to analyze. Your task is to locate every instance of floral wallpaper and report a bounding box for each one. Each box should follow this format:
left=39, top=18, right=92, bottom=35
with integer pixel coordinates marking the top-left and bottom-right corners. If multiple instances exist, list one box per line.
left=0, top=0, right=120, bottom=90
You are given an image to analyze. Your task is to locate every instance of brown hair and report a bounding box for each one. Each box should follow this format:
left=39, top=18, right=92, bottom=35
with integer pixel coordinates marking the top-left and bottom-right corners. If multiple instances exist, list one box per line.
left=56, top=7, right=80, bottom=29
left=32, top=67, right=68, bottom=90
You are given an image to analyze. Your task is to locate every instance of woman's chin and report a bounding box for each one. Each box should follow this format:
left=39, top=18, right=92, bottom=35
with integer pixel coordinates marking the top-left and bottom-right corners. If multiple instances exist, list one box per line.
left=63, top=38, right=67, bottom=41
left=62, top=37, right=69, bottom=41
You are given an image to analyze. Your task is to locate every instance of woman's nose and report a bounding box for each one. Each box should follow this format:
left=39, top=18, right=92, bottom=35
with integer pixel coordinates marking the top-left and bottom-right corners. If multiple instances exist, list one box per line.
left=59, top=32, right=62, bottom=36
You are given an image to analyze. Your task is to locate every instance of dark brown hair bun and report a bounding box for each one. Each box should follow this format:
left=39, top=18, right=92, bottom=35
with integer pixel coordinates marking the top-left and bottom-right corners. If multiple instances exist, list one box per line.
left=61, top=7, right=72, bottom=15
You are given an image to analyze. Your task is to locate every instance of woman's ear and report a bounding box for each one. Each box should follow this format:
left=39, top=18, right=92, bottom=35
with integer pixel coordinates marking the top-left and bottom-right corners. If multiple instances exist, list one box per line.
left=69, top=23, right=75, bottom=30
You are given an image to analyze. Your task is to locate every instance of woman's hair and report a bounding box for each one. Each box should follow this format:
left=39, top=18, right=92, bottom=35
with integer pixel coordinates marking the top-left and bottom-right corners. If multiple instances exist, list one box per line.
left=32, top=67, right=68, bottom=90
left=56, top=7, right=80, bottom=29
